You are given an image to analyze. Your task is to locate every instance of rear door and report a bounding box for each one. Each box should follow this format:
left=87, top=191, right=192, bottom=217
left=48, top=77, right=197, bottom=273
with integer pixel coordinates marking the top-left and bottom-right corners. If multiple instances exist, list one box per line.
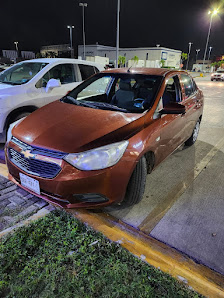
left=179, top=74, right=200, bottom=140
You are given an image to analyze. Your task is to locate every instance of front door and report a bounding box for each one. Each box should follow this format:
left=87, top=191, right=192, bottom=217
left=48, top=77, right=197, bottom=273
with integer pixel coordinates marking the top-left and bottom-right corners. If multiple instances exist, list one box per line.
left=34, top=63, right=80, bottom=107
left=156, top=75, right=186, bottom=164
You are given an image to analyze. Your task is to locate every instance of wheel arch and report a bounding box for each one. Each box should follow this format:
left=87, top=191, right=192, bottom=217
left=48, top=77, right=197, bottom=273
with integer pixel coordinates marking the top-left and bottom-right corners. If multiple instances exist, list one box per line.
left=144, top=150, right=155, bottom=174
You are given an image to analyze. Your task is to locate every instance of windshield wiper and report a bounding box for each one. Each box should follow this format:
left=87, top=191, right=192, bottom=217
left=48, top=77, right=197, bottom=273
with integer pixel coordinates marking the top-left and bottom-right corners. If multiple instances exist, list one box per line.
left=61, top=95, right=99, bottom=109
left=88, top=102, right=128, bottom=112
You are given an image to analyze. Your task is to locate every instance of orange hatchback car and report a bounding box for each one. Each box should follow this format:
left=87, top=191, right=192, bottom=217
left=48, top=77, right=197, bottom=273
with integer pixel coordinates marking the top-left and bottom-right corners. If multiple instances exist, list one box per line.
left=5, top=68, right=204, bottom=209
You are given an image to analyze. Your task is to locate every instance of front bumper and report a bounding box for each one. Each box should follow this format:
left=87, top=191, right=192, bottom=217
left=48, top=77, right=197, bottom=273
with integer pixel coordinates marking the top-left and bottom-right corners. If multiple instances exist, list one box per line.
left=6, top=143, right=136, bottom=209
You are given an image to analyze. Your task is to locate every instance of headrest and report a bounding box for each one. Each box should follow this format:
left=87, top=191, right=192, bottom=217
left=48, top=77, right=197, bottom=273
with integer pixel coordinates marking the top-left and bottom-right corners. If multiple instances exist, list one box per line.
left=119, top=80, right=131, bottom=91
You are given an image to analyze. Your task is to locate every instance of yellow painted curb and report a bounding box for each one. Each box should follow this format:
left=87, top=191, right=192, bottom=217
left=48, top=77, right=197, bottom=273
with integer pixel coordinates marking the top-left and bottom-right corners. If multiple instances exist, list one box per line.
left=67, top=209, right=224, bottom=298
left=0, top=163, right=8, bottom=178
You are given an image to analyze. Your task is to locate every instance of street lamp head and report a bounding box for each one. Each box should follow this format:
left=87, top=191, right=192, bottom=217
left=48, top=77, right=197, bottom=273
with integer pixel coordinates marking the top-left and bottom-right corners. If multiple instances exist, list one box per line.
left=79, top=2, right=88, bottom=7
left=208, top=9, right=219, bottom=15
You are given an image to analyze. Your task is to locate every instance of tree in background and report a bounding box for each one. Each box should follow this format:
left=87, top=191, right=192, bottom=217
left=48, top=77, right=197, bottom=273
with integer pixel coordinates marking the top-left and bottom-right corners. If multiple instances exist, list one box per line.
left=131, top=55, right=139, bottom=66
left=211, top=60, right=224, bottom=70
left=118, top=56, right=126, bottom=68
left=160, top=59, right=165, bottom=68
left=36, top=53, right=42, bottom=58
left=181, top=53, right=188, bottom=69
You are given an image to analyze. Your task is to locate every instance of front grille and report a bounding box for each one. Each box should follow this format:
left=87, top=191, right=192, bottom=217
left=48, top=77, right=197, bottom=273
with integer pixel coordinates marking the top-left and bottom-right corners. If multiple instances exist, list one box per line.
left=11, top=137, right=67, bottom=159
left=9, top=148, right=61, bottom=179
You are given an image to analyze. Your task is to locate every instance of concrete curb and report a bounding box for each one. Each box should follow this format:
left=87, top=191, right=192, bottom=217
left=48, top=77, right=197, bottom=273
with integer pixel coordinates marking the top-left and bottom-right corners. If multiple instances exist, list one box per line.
left=67, top=209, right=224, bottom=298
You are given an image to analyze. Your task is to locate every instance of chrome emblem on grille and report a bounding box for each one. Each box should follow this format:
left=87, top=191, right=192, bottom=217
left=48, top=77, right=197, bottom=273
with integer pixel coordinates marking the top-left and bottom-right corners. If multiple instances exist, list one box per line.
left=21, top=149, right=35, bottom=159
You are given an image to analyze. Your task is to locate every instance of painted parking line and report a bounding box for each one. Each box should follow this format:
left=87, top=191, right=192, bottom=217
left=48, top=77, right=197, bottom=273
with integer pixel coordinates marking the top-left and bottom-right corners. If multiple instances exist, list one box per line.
left=138, top=136, right=224, bottom=234
left=0, top=163, right=8, bottom=178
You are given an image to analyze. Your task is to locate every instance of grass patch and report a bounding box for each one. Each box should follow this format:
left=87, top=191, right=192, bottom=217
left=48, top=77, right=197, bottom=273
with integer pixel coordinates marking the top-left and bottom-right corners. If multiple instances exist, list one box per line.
left=0, top=209, right=202, bottom=297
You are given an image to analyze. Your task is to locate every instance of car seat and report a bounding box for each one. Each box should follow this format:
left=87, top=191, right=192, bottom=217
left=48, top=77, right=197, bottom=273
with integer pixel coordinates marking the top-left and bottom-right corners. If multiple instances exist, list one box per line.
left=111, top=80, right=135, bottom=109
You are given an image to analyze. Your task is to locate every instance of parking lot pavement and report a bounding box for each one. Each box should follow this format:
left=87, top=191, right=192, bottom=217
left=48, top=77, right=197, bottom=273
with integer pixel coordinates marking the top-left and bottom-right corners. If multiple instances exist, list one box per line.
left=105, top=75, right=224, bottom=276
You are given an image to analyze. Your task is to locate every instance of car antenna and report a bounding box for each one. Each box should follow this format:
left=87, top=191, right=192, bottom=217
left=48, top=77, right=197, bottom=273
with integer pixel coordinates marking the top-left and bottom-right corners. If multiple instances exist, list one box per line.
left=127, top=66, right=132, bottom=73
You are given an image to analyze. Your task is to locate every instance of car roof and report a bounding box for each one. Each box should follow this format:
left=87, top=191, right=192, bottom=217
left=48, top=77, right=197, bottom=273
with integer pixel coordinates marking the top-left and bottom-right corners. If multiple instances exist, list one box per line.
left=102, top=67, right=188, bottom=77
left=18, top=58, right=102, bottom=66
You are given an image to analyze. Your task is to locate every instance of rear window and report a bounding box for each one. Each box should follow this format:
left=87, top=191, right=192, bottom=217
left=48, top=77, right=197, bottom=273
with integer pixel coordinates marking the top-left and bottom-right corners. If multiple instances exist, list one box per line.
left=79, top=64, right=96, bottom=80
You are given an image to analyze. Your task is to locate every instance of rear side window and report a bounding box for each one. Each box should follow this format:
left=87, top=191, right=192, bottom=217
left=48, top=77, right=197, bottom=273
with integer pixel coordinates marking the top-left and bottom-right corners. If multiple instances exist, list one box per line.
left=79, top=64, right=96, bottom=80
left=180, top=74, right=194, bottom=98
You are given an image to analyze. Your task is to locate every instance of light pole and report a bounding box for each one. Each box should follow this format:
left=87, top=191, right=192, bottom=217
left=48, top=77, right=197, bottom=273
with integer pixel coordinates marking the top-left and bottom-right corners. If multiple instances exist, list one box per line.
left=208, top=46, right=213, bottom=61
left=116, top=0, right=120, bottom=68
left=67, top=25, right=74, bottom=58
left=203, top=9, right=218, bottom=71
left=186, top=42, right=193, bottom=70
left=79, top=2, right=88, bottom=60
left=196, top=49, right=200, bottom=62
left=14, top=41, right=19, bottom=51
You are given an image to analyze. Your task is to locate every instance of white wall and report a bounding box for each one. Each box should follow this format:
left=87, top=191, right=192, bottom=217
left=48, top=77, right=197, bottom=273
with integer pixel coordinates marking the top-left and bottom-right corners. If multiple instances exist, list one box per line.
left=78, top=45, right=181, bottom=68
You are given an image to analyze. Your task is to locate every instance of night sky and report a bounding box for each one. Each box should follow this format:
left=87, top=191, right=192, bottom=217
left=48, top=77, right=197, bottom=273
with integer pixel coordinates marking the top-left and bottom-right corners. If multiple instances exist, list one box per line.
left=2, top=0, right=224, bottom=59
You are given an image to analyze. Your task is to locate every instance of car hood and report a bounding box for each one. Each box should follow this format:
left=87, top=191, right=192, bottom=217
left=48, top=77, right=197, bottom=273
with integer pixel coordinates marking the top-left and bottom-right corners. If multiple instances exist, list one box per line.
left=0, top=82, right=15, bottom=90
left=13, top=101, right=145, bottom=153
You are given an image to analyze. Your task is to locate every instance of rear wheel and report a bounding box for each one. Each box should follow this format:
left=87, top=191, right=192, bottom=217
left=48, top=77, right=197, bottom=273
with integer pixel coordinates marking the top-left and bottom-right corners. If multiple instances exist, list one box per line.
left=122, top=156, right=147, bottom=206
left=185, top=120, right=200, bottom=146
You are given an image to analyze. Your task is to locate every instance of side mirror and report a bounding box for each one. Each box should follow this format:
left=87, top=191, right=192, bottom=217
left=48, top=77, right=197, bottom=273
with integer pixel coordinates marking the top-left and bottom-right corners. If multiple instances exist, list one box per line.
left=160, top=102, right=186, bottom=115
left=45, top=79, right=61, bottom=93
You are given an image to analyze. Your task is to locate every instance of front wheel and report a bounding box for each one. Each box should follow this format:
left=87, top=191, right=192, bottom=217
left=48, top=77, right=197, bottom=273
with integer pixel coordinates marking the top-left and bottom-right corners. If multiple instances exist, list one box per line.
left=185, top=120, right=200, bottom=146
left=122, top=156, right=147, bottom=206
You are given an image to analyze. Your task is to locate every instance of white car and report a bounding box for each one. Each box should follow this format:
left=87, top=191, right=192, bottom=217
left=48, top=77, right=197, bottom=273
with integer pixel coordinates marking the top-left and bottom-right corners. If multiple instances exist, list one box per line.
left=0, top=58, right=104, bottom=142
left=211, top=69, right=224, bottom=81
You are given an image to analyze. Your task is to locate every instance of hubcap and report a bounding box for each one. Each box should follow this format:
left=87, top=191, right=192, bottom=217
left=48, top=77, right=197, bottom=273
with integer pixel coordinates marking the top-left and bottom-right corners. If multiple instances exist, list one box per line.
left=193, top=122, right=200, bottom=142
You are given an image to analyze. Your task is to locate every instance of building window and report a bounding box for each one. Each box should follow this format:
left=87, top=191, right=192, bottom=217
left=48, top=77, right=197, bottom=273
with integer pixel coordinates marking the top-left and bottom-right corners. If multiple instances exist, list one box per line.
left=146, top=53, right=148, bottom=60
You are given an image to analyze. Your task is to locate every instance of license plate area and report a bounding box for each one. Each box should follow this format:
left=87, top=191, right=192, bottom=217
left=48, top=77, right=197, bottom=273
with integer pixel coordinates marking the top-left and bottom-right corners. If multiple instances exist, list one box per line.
left=19, top=173, right=40, bottom=195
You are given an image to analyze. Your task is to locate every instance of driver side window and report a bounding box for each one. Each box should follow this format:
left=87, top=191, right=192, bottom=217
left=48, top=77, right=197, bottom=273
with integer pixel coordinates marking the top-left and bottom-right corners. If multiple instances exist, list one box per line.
left=36, top=64, right=76, bottom=88
left=162, top=75, right=181, bottom=107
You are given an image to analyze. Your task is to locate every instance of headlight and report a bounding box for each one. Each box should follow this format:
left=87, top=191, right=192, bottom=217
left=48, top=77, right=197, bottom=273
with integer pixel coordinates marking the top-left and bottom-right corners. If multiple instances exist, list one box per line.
left=64, top=140, right=129, bottom=171
left=7, top=117, right=26, bottom=143
left=211, top=73, right=214, bottom=76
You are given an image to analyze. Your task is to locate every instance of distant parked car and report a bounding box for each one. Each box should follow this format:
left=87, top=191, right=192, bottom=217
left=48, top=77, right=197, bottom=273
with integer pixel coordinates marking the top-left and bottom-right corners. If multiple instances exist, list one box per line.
left=211, top=69, right=224, bottom=81
left=6, top=68, right=204, bottom=209
left=0, top=58, right=104, bottom=142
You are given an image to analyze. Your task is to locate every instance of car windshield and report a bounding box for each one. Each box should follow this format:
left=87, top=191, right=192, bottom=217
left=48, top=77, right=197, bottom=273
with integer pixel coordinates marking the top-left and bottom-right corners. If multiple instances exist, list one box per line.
left=0, top=62, right=48, bottom=85
left=217, top=70, right=224, bottom=73
left=61, top=73, right=163, bottom=113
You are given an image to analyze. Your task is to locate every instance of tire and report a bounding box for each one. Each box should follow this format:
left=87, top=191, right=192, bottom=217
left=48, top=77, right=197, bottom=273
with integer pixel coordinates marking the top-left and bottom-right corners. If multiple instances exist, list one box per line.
left=211, top=79, right=214, bottom=81
left=11, top=112, right=31, bottom=123
left=185, top=119, right=200, bottom=146
left=122, top=156, right=147, bottom=206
